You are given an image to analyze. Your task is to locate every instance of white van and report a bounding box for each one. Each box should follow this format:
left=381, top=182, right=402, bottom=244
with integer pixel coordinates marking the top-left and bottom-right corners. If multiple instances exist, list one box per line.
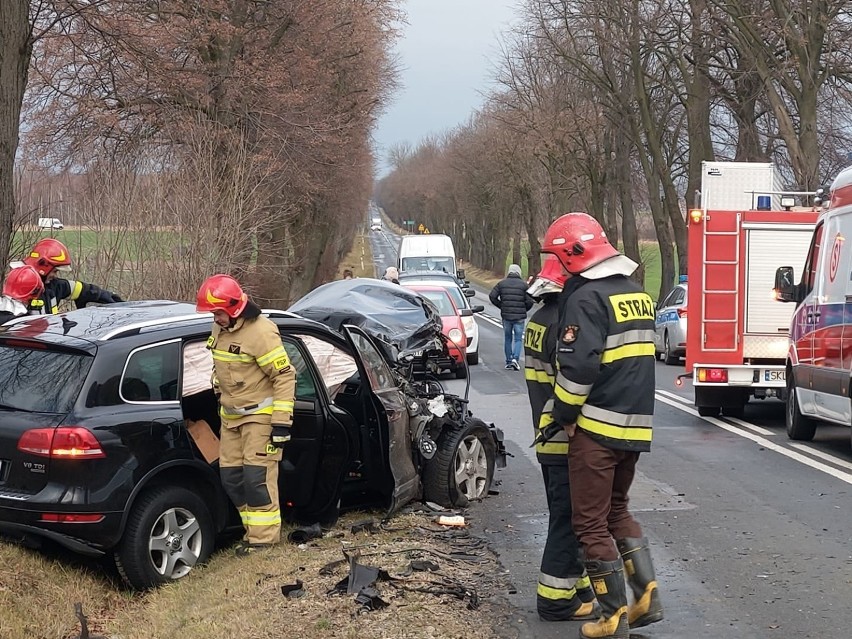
left=37, top=217, right=63, bottom=230
left=775, top=165, right=852, bottom=441
left=398, top=234, right=457, bottom=275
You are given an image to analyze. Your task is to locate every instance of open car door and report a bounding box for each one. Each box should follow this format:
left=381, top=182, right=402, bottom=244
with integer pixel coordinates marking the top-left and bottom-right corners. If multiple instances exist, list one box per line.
left=341, top=325, right=421, bottom=514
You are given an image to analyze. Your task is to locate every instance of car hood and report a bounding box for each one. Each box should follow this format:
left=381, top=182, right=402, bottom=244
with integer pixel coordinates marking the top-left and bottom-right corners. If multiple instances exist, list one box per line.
left=289, top=279, right=444, bottom=361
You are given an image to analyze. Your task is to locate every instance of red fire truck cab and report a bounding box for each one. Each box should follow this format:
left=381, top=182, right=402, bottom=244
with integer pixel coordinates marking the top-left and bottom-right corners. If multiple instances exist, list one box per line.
left=685, top=207, right=818, bottom=416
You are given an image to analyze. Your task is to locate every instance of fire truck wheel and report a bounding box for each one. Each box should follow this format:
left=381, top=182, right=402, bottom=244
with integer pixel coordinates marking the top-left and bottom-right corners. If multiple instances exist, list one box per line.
left=663, top=332, right=679, bottom=365
left=786, top=380, right=816, bottom=441
left=697, top=406, right=720, bottom=417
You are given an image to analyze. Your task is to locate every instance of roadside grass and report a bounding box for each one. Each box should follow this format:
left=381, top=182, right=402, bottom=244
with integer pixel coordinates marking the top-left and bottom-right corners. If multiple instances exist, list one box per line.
left=337, top=233, right=375, bottom=279
left=0, top=510, right=509, bottom=639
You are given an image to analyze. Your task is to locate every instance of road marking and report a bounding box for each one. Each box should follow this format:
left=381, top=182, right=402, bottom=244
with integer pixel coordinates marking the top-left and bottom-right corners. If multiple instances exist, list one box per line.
left=655, top=388, right=691, bottom=405
left=478, top=313, right=503, bottom=328
left=655, top=393, right=852, bottom=486
left=723, top=416, right=774, bottom=436
left=789, top=443, right=852, bottom=473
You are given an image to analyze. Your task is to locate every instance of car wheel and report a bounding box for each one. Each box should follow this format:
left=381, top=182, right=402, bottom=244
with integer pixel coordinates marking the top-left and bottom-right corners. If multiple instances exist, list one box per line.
left=455, top=363, right=468, bottom=379
left=663, top=332, right=679, bottom=365
left=786, top=378, right=816, bottom=441
left=697, top=405, right=720, bottom=417
left=423, top=418, right=496, bottom=507
left=114, top=486, right=214, bottom=591
left=466, top=350, right=479, bottom=365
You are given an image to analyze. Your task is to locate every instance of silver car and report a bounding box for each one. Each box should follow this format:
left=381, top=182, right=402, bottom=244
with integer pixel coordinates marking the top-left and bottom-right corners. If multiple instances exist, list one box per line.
left=654, top=280, right=687, bottom=365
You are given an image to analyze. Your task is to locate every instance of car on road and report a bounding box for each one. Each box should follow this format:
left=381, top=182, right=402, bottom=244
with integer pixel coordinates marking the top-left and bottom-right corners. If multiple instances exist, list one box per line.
left=399, top=271, right=483, bottom=365
left=405, top=285, right=469, bottom=378
left=654, top=278, right=688, bottom=365
left=0, top=300, right=505, bottom=590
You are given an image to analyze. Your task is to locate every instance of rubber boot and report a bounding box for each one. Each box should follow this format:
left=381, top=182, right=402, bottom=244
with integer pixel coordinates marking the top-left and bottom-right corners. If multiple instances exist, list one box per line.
left=617, top=537, right=664, bottom=628
left=579, top=559, right=628, bottom=639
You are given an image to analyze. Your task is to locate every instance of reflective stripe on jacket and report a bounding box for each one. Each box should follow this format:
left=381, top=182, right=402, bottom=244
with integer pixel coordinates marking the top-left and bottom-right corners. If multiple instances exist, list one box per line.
left=552, top=275, right=655, bottom=452
left=523, top=296, right=569, bottom=463
left=208, top=315, right=296, bottom=427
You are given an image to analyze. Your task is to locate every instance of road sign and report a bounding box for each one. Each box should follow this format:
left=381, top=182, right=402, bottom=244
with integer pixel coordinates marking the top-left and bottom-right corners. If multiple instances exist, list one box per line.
left=405, top=220, right=414, bottom=224
left=418, top=223, right=425, bottom=232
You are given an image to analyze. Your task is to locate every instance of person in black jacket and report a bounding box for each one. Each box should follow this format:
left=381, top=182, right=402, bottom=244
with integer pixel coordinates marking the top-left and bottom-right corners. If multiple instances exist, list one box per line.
left=542, top=212, right=662, bottom=639
left=490, top=263, right=533, bottom=370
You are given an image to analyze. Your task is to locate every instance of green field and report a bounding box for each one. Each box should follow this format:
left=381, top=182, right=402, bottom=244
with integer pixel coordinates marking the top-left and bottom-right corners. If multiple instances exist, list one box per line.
left=13, top=229, right=184, bottom=262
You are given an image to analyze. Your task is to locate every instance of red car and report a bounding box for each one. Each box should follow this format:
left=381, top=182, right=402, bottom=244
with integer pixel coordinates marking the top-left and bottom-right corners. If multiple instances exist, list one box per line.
left=405, top=285, right=469, bottom=378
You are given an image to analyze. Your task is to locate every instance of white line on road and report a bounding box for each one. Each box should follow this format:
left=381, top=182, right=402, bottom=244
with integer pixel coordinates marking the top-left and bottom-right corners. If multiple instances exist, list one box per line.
left=655, top=393, right=852, bottom=486
left=478, top=313, right=503, bottom=328
left=788, top=443, right=852, bottom=473
left=655, top=388, right=692, bottom=405
left=723, top=416, right=775, bottom=436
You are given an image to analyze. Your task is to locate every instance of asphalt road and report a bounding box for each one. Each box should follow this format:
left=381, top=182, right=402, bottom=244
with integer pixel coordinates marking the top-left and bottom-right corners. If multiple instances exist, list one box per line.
left=368, top=225, right=852, bottom=639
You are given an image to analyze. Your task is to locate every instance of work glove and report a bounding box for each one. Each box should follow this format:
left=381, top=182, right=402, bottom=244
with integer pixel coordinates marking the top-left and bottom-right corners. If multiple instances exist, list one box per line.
left=110, top=293, right=125, bottom=303
left=271, top=424, right=292, bottom=449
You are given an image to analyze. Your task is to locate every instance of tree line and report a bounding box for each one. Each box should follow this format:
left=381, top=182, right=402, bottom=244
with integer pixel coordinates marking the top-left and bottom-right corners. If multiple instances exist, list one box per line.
left=1, top=0, right=399, bottom=306
left=374, top=0, right=852, bottom=300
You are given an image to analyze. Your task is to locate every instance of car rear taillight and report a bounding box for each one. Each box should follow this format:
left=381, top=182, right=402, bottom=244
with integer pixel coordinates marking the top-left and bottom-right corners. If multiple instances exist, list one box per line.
left=17, top=427, right=106, bottom=459
left=39, top=513, right=105, bottom=523
left=677, top=307, right=687, bottom=318
left=697, top=368, right=727, bottom=383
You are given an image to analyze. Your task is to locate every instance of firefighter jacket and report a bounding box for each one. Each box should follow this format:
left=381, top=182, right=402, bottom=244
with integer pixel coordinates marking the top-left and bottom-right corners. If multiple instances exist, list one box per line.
left=524, top=294, right=569, bottom=464
left=207, top=315, right=296, bottom=428
left=552, top=274, right=655, bottom=452
left=29, top=278, right=122, bottom=315
left=0, top=296, right=28, bottom=326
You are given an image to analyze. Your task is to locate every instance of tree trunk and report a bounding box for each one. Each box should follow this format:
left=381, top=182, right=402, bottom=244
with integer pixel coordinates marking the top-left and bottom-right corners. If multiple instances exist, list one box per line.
left=614, top=130, right=643, bottom=284
left=0, top=1, right=32, bottom=278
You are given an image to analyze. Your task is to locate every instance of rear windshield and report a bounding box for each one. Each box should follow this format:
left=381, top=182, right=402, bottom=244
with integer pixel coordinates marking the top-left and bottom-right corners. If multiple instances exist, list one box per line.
left=418, top=290, right=455, bottom=316
left=0, top=345, right=92, bottom=413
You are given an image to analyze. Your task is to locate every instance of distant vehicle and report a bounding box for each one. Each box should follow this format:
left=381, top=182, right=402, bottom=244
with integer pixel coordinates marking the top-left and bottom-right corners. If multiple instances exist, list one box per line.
left=406, top=285, right=468, bottom=379
left=400, top=271, right=483, bottom=365
left=654, top=278, right=688, bottom=365
left=398, top=234, right=459, bottom=277
left=37, top=217, right=63, bottom=230
left=370, top=216, right=382, bottom=231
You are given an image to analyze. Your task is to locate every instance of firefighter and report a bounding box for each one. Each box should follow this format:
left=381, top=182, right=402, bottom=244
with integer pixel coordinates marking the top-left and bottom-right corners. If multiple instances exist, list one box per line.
left=18, top=238, right=124, bottom=314
left=523, top=254, right=598, bottom=622
left=0, top=265, right=45, bottom=325
left=196, top=274, right=296, bottom=555
left=541, top=212, right=663, bottom=639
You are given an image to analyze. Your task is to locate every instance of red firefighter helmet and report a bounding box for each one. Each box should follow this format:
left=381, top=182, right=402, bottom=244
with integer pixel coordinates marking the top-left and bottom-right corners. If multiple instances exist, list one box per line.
left=24, top=238, right=73, bottom=276
left=3, top=265, right=45, bottom=304
left=542, top=212, right=619, bottom=275
left=196, top=274, right=248, bottom=318
left=527, top=255, right=569, bottom=298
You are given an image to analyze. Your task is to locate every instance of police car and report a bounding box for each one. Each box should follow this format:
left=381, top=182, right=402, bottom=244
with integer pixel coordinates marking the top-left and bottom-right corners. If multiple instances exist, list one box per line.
left=654, top=276, right=688, bottom=365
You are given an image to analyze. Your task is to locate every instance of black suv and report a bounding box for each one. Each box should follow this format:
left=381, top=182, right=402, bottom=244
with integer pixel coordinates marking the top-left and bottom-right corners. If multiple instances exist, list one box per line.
left=0, top=302, right=504, bottom=590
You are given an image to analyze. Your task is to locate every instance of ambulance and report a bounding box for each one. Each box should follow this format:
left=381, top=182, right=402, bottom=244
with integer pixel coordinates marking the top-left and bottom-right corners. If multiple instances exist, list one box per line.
left=775, top=164, right=852, bottom=442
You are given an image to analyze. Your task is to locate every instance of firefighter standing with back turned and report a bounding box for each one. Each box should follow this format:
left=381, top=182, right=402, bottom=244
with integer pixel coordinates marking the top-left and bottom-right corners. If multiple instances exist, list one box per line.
left=541, top=212, right=663, bottom=639
left=524, top=254, right=599, bottom=622
left=196, top=274, right=296, bottom=556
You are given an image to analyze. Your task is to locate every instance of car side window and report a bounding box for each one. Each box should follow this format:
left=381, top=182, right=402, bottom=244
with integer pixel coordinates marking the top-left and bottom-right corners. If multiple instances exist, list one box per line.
left=659, top=289, right=675, bottom=308
left=121, top=340, right=180, bottom=403
left=281, top=337, right=317, bottom=400
left=672, top=288, right=685, bottom=305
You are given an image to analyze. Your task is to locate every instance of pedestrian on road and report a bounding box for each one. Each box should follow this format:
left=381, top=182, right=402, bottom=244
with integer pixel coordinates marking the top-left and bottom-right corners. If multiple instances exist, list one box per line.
left=196, top=274, right=296, bottom=556
left=13, top=238, right=124, bottom=314
left=489, top=263, right=533, bottom=370
left=541, top=212, right=663, bottom=639
left=383, top=266, right=400, bottom=283
left=524, top=255, right=599, bottom=622
left=342, top=269, right=354, bottom=280
left=0, top=265, right=45, bottom=325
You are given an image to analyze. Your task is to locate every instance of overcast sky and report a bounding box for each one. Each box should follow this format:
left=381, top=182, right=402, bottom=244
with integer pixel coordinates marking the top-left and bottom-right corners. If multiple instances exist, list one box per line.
left=373, top=0, right=521, bottom=177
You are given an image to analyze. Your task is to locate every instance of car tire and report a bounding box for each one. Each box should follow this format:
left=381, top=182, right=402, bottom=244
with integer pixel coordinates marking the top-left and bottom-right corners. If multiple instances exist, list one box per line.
left=697, top=405, right=720, bottom=417
left=786, top=379, right=816, bottom=442
left=466, top=350, right=479, bottom=365
left=423, top=418, right=496, bottom=508
left=663, top=332, right=679, bottom=365
left=114, top=486, right=214, bottom=591
left=455, top=364, right=468, bottom=379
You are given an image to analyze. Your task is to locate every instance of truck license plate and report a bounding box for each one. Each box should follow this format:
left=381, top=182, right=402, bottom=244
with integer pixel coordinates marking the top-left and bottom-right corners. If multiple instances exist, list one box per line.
left=765, top=370, right=785, bottom=382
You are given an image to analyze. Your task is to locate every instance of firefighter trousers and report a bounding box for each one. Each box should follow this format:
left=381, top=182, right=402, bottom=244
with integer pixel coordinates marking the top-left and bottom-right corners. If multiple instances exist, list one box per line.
left=219, top=420, right=282, bottom=545
left=568, top=429, right=644, bottom=562
left=537, top=463, right=595, bottom=620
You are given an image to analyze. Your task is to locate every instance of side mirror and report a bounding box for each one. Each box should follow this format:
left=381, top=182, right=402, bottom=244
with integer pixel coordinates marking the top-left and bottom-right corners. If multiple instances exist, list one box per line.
left=774, top=266, right=797, bottom=303
left=471, top=305, right=485, bottom=313
left=459, top=308, right=473, bottom=317
left=457, top=269, right=466, bottom=280
left=463, top=288, right=475, bottom=297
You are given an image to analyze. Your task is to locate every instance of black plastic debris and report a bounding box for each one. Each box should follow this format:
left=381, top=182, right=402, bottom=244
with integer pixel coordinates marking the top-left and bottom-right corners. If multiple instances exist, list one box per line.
left=410, top=560, right=439, bottom=572
left=281, top=580, right=305, bottom=599
left=287, top=522, right=323, bottom=544
left=350, top=519, right=379, bottom=535
left=354, top=586, right=389, bottom=612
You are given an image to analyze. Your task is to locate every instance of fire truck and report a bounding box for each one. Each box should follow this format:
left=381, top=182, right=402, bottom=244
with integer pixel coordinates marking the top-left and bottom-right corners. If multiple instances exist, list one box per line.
left=683, top=162, right=819, bottom=417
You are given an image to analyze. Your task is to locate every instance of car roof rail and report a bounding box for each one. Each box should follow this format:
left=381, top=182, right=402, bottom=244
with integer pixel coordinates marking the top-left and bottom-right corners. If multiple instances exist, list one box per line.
left=262, top=309, right=301, bottom=319
left=99, top=314, right=210, bottom=341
